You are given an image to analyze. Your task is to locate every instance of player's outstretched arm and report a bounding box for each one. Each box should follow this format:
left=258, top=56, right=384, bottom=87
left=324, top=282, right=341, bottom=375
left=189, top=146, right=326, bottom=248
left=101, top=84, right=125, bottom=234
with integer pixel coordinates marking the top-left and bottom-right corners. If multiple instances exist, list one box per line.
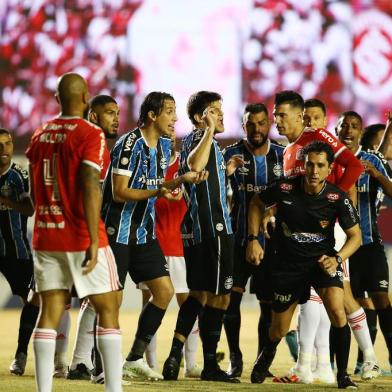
left=80, top=163, right=101, bottom=274
left=362, top=160, right=392, bottom=198
left=378, top=112, right=392, bottom=160
left=246, top=194, right=264, bottom=265
left=0, top=195, right=34, bottom=216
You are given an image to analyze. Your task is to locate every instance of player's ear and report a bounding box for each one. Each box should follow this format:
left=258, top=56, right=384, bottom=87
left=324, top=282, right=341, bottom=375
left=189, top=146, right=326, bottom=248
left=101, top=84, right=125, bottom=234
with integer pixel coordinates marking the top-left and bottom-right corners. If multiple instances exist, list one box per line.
left=194, top=112, right=203, bottom=125
left=147, top=110, right=156, bottom=122
left=89, top=111, right=98, bottom=123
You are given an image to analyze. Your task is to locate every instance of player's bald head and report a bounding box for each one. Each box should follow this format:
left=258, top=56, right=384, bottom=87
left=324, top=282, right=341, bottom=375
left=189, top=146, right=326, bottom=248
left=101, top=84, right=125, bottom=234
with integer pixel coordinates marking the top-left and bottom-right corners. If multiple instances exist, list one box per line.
left=56, top=72, right=88, bottom=106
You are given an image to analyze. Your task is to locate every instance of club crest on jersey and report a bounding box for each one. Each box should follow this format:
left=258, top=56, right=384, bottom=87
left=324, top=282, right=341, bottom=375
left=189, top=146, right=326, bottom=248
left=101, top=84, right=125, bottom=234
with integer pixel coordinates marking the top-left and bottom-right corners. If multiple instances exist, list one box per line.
left=224, top=276, right=233, bottom=290
left=273, top=163, right=283, bottom=177
left=280, top=182, right=293, bottom=192
left=296, top=148, right=304, bottom=161
left=319, top=220, right=330, bottom=228
left=160, top=157, right=168, bottom=169
left=327, top=192, right=340, bottom=201
left=120, top=157, right=129, bottom=165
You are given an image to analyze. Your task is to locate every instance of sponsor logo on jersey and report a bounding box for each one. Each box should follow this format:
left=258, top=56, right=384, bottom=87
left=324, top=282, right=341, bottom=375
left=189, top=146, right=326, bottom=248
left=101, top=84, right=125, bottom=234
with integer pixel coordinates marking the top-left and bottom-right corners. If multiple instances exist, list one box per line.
left=246, top=183, right=267, bottom=193
left=137, top=175, right=165, bottom=186
left=280, top=182, right=293, bottom=192
left=224, top=276, right=233, bottom=290
left=120, top=157, right=129, bottom=165
left=238, top=166, right=250, bottom=175
left=282, top=200, right=292, bottom=205
left=274, top=293, right=292, bottom=303
left=344, top=198, right=358, bottom=221
left=327, top=192, right=340, bottom=201
left=318, top=129, right=338, bottom=148
left=124, top=132, right=137, bottom=151
left=319, top=220, right=330, bottom=228
left=291, top=232, right=326, bottom=243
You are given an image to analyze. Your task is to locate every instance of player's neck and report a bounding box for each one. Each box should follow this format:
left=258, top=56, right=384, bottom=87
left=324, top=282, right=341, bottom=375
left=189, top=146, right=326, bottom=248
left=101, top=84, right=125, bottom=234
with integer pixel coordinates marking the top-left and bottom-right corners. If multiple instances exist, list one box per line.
left=140, top=126, right=160, bottom=148
left=286, top=126, right=304, bottom=143
left=303, top=179, right=325, bottom=195
left=59, top=106, right=85, bottom=118
left=0, top=162, right=11, bottom=176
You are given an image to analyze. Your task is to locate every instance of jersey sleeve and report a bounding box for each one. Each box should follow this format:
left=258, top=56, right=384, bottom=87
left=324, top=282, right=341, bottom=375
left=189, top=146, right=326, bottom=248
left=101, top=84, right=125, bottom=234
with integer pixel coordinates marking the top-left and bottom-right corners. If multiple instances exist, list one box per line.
left=15, top=167, right=30, bottom=200
left=259, top=181, right=280, bottom=207
left=336, top=195, right=360, bottom=230
left=111, top=132, right=140, bottom=177
left=372, top=152, right=392, bottom=180
left=81, top=128, right=106, bottom=173
left=315, top=129, right=363, bottom=191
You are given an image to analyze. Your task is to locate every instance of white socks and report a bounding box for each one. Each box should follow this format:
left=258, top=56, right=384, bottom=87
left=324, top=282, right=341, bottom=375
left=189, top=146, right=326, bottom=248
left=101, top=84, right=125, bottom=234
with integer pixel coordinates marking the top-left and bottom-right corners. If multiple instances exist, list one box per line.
left=145, top=334, right=158, bottom=370
left=97, top=326, right=123, bottom=392
left=55, top=306, right=71, bottom=367
left=314, top=304, right=331, bottom=371
left=33, top=328, right=57, bottom=392
left=185, top=319, right=199, bottom=370
left=70, top=301, right=96, bottom=370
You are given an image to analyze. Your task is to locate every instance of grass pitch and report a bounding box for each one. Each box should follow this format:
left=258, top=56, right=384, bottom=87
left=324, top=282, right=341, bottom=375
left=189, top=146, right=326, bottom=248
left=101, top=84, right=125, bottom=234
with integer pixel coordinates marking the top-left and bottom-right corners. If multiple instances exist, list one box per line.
left=0, top=308, right=391, bottom=391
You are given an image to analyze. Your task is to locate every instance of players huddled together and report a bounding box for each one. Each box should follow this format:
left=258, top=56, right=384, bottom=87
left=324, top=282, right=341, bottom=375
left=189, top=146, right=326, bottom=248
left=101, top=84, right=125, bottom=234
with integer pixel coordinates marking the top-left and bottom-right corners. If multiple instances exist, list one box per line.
left=1, top=72, right=392, bottom=391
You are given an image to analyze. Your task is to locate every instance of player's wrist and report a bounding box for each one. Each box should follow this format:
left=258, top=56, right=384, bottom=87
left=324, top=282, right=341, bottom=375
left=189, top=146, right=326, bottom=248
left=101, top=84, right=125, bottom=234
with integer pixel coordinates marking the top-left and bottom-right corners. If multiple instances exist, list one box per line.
left=247, top=234, right=258, bottom=241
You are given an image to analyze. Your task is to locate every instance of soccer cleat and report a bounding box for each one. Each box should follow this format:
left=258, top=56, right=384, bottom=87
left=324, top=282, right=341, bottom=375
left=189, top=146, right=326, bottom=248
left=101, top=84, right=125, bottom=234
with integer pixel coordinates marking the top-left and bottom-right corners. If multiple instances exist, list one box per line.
left=53, top=364, right=68, bottom=378
left=337, top=373, right=358, bottom=389
left=162, top=355, right=181, bottom=380
left=91, top=371, right=105, bottom=384
left=273, top=374, right=300, bottom=383
left=67, top=363, right=91, bottom=380
left=313, top=367, right=335, bottom=384
left=123, top=358, right=163, bottom=381
left=251, top=349, right=277, bottom=384
left=9, top=352, right=27, bottom=376
left=184, top=364, right=202, bottom=378
left=287, top=367, right=313, bottom=384
left=226, top=353, right=243, bottom=378
left=360, top=361, right=381, bottom=380
left=201, top=367, right=240, bottom=383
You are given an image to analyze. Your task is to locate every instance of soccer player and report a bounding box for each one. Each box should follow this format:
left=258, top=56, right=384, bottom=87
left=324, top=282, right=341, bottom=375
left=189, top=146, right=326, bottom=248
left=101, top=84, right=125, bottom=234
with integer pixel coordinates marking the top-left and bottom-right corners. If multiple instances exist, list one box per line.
left=26, top=72, right=122, bottom=392
left=222, top=103, right=284, bottom=377
left=139, top=131, right=201, bottom=378
left=0, top=128, right=40, bottom=376
left=68, top=94, right=120, bottom=382
left=336, top=111, right=392, bottom=374
left=162, top=91, right=239, bottom=383
left=247, top=141, right=362, bottom=389
left=102, top=91, right=206, bottom=381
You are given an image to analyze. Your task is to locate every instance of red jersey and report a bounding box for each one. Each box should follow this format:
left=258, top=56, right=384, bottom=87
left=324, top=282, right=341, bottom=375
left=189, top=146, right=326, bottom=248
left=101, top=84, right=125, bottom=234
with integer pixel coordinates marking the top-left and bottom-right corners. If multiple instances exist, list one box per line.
left=155, top=154, right=187, bottom=256
left=101, top=147, right=110, bottom=182
left=283, top=127, right=363, bottom=191
left=26, top=116, right=109, bottom=251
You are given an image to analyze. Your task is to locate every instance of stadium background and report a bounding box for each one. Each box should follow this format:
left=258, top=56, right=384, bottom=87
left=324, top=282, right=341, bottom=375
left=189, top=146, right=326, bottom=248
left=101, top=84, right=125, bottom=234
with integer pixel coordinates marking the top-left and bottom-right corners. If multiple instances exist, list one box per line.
left=1, top=0, right=392, bottom=309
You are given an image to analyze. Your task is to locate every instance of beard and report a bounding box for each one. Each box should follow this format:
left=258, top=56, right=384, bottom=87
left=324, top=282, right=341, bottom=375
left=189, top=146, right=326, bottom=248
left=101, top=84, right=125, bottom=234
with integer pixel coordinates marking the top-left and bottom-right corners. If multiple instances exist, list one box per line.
left=248, top=134, right=267, bottom=148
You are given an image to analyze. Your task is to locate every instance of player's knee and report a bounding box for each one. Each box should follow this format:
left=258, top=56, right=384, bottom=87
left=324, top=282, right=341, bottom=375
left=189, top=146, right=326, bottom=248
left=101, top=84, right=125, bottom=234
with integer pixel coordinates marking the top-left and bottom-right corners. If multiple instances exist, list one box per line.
left=329, top=307, right=346, bottom=327
left=371, top=292, right=390, bottom=310
left=270, top=325, right=287, bottom=341
left=154, top=283, right=174, bottom=307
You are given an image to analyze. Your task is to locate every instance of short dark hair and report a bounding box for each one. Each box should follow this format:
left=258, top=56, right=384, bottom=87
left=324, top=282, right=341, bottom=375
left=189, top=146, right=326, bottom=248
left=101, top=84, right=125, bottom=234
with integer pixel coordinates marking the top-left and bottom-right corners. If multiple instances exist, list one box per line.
left=361, top=123, right=385, bottom=150
left=187, top=91, right=222, bottom=126
left=338, top=111, right=363, bottom=126
left=89, top=95, right=117, bottom=111
left=302, top=141, right=334, bottom=165
left=0, top=128, right=11, bottom=137
left=274, top=90, right=304, bottom=111
left=304, top=98, right=326, bottom=115
left=244, top=103, right=268, bottom=116
left=137, top=91, right=175, bottom=127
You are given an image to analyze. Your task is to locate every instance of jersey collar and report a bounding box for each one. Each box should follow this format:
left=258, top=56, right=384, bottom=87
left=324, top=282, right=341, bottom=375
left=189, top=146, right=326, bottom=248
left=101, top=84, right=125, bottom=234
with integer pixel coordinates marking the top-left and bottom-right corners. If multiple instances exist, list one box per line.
left=354, top=145, right=362, bottom=157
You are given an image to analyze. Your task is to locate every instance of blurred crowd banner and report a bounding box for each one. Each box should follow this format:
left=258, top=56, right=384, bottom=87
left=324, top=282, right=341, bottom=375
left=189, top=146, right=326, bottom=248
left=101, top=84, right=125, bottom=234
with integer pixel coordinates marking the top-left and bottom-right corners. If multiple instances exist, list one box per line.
left=1, top=0, right=392, bottom=149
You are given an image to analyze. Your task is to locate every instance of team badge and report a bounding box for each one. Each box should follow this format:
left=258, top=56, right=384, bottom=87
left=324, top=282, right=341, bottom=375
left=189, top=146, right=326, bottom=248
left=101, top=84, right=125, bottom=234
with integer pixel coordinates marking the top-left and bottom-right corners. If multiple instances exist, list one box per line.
left=106, top=227, right=115, bottom=236
left=319, top=220, right=330, bottom=228
left=273, top=163, right=283, bottom=177
left=224, top=276, right=233, bottom=290
left=216, top=223, right=224, bottom=231
left=296, top=148, right=304, bottom=161
left=326, top=192, right=340, bottom=201
left=160, top=157, right=168, bottom=169
left=120, top=157, right=129, bottom=165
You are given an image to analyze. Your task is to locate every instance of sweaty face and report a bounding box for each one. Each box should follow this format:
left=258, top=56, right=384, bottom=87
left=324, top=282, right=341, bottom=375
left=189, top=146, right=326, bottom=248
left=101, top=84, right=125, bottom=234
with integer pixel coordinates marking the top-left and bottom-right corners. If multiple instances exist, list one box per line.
left=155, top=99, right=178, bottom=137
left=336, top=115, right=362, bottom=152
left=273, top=103, right=302, bottom=140
left=0, top=133, right=13, bottom=169
left=90, top=102, right=120, bottom=139
left=243, top=111, right=269, bottom=148
left=304, top=151, right=332, bottom=190
left=303, top=106, right=327, bottom=129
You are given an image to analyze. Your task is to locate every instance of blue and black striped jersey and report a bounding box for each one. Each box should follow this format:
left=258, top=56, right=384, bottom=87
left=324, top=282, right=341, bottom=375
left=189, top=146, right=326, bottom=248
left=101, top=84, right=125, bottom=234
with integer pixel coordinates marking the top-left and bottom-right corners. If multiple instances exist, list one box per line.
left=179, top=129, right=232, bottom=246
left=356, top=148, right=392, bottom=245
left=0, top=162, right=31, bottom=259
left=223, top=139, right=284, bottom=247
left=102, top=128, right=171, bottom=245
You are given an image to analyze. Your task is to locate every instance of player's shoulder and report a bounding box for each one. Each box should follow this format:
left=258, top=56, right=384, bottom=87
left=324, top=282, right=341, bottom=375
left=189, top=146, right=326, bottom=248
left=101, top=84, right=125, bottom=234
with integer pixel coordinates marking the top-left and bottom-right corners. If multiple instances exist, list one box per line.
left=269, top=139, right=285, bottom=152
left=272, top=176, right=298, bottom=192
left=159, top=134, right=172, bottom=149
left=361, top=148, right=388, bottom=165
left=324, top=181, right=347, bottom=202
left=223, top=139, right=244, bottom=155
left=9, top=162, right=29, bottom=180
left=115, top=128, right=142, bottom=150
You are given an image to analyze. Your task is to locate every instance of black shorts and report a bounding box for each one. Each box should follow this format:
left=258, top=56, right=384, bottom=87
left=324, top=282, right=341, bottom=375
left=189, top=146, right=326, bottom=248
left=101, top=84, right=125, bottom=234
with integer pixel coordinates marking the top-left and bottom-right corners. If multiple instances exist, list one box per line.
left=0, top=257, right=34, bottom=298
left=110, top=239, right=169, bottom=286
left=250, top=251, right=274, bottom=302
left=184, top=234, right=234, bottom=295
left=350, top=242, right=389, bottom=297
left=271, top=258, right=343, bottom=313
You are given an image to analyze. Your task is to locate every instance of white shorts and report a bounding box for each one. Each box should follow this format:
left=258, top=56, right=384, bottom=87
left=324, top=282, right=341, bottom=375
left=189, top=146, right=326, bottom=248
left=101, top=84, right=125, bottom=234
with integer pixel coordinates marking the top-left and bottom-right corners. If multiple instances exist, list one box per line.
left=334, top=223, right=350, bottom=282
left=33, top=246, right=120, bottom=298
left=138, top=256, right=188, bottom=293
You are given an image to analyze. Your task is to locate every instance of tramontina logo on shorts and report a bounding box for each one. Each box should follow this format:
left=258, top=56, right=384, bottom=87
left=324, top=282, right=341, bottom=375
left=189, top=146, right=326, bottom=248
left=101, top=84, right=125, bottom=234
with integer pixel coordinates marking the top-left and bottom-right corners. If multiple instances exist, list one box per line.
left=106, top=227, right=115, bottom=236
left=224, top=276, right=233, bottom=290
left=274, top=293, right=292, bottom=303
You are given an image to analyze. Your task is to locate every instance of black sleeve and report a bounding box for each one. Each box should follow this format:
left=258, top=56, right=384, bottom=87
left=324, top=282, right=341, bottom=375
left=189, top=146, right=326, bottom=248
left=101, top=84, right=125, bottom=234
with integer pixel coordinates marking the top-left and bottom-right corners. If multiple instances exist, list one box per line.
left=259, top=182, right=279, bottom=207
left=337, top=195, right=360, bottom=230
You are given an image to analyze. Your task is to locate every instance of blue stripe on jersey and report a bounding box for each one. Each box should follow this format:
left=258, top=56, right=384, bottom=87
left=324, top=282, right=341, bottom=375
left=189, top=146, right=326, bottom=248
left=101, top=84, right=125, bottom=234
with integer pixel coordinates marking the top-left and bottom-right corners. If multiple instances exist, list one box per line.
left=117, top=203, right=137, bottom=244
left=215, top=143, right=232, bottom=232
left=358, top=175, right=372, bottom=243
left=204, top=180, right=216, bottom=236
